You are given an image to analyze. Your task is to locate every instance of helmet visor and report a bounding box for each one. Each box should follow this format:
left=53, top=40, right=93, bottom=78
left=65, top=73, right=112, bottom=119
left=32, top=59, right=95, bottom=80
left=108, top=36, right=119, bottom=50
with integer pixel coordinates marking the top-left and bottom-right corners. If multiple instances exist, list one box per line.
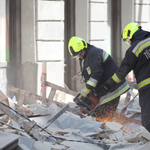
left=69, top=46, right=81, bottom=57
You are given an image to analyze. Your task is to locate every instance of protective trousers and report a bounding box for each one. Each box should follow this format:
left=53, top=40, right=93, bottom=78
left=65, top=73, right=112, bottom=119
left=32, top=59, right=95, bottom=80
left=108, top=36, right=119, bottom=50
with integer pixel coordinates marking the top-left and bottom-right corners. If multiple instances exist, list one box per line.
left=139, top=88, right=150, bottom=132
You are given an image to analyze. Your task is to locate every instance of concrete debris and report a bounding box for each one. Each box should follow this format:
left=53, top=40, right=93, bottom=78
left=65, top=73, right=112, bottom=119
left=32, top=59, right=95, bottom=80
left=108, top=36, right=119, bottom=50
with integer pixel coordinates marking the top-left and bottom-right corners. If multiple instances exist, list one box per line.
left=140, top=126, right=150, bottom=141
left=0, top=85, right=150, bottom=150
left=114, top=130, right=123, bottom=140
left=105, top=122, right=123, bottom=132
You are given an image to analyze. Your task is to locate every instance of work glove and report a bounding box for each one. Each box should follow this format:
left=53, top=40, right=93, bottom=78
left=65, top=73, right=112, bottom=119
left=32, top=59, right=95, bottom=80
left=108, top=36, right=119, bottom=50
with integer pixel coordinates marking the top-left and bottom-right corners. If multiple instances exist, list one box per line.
left=78, top=87, right=91, bottom=99
left=103, top=83, right=111, bottom=93
left=96, top=83, right=111, bottom=98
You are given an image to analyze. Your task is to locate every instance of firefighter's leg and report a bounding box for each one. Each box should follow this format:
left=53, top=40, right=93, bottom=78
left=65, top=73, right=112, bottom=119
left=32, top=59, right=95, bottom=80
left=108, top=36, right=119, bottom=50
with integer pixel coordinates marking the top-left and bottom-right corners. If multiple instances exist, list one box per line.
left=139, top=88, right=150, bottom=132
left=95, top=97, right=120, bottom=122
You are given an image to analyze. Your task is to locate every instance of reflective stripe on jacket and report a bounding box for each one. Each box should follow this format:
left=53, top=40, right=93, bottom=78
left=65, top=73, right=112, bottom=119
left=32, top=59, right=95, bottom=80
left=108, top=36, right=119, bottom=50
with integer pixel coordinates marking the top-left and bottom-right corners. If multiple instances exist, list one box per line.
left=108, top=34, right=150, bottom=91
left=99, top=81, right=129, bottom=105
left=81, top=44, right=129, bottom=103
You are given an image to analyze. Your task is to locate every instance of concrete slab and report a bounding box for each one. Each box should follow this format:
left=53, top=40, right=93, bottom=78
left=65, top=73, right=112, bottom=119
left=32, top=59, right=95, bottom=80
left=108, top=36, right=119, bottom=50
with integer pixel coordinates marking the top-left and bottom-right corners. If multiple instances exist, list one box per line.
left=31, top=107, right=103, bottom=134
left=109, top=142, right=143, bottom=150
left=137, top=141, right=150, bottom=150
left=140, top=127, right=150, bottom=140
left=18, top=144, right=30, bottom=150
left=18, top=136, right=35, bottom=150
left=32, top=141, right=67, bottom=150
left=0, top=131, right=19, bottom=149
left=62, top=141, right=104, bottom=150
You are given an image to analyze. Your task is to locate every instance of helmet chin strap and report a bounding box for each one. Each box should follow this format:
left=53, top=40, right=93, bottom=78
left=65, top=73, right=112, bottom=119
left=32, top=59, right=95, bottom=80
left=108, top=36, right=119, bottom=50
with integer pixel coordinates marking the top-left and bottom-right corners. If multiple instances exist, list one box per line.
left=79, top=58, right=83, bottom=72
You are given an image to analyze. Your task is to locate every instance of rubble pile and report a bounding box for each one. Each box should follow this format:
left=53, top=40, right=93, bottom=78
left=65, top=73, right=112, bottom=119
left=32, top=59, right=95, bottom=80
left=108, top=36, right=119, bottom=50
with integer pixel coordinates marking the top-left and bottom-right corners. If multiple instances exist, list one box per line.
left=0, top=83, right=150, bottom=150
left=0, top=98, right=150, bottom=150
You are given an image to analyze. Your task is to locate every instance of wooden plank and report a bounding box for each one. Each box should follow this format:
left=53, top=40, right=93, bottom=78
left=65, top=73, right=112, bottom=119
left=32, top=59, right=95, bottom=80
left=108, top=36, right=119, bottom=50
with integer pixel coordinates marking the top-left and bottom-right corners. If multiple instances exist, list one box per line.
left=0, top=102, right=47, bottom=142
left=0, top=90, right=34, bottom=116
left=17, top=93, right=25, bottom=106
left=10, top=86, right=51, bottom=105
left=43, top=81, right=78, bottom=96
left=0, top=90, right=9, bottom=114
left=41, top=61, right=47, bottom=98
left=9, top=86, right=64, bottom=107
left=47, top=88, right=56, bottom=105
left=0, top=91, right=49, bottom=142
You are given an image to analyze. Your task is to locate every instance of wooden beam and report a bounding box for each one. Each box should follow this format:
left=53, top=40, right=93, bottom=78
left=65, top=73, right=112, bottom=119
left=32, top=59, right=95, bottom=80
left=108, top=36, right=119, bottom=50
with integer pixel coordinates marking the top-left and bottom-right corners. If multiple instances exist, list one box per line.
left=43, top=81, right=78, bottom=96
left=0, top=90, right=34, bottom=116
left=17, top=93, right=25, bottom=106
left=0, top=101, right=48, bottom=142
left=9, top=86, right=64, bottom=107
left=47, top=88, right=56, bottom=105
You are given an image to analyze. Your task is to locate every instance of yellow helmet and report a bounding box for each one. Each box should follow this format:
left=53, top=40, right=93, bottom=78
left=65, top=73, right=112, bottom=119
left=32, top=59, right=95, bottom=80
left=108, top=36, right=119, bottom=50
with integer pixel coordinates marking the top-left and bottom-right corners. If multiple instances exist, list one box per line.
left=68, top=36, right=87, bottom=57
left=122, top=22, right=139, bottom=42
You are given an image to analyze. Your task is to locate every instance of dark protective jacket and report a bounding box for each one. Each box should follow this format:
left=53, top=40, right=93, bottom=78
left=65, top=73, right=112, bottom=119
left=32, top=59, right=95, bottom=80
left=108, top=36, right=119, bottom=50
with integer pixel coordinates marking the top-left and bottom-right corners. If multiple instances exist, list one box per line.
left=107, top=30, right=150, bottom=92
left=81, top=44, right=129, bottom=105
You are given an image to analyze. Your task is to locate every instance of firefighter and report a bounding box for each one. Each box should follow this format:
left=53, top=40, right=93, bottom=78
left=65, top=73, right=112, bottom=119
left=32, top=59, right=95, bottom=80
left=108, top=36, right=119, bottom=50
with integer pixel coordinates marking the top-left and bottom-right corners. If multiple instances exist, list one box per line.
left=104, top=22, right=150, bottom=131
left=68, top=36, right=129, bottom=121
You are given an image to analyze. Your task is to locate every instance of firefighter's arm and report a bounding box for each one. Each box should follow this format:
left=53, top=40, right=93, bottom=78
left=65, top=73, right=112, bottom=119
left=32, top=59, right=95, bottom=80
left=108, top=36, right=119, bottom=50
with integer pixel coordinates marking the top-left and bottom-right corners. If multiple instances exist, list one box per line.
left=79, top=76, right=98, bottom=99
left=107, top=50, right=137, bottom=87
left=78, top=86, right=91, bottom=99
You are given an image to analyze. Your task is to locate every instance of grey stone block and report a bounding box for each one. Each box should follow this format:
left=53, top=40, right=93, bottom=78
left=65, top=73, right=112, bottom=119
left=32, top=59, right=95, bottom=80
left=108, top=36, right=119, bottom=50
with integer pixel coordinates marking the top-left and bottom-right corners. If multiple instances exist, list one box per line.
left=135, top=4, right=149, bottom=22
left=0, top=131, right=19, bottom=150
left=90, top=0, right=107, bottom=2
left=90, top=22, right=107, bottom=40
left=105, top=122, right=123, bottom=132
left=89, top=41, right=107, bottom=50
left=37, top=22, right=64, bottom=40
left=37, top=41, right=64, bottom=61
left=46, top=62, right=64, bottom=87
left=90, top=3, right=107, bottom=21
left=37, top=1, right=64, bottom=20
left=135, top=0, right=150, bottom=4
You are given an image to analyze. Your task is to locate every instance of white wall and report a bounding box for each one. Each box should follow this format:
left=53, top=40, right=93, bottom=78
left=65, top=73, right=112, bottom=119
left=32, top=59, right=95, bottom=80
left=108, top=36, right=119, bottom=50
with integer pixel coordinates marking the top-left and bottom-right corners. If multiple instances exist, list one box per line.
left=89, top=0, right=108, bottom=52
left=37, top=0, right=65, bottom=96
left=21, top=0, right=65, bottom=103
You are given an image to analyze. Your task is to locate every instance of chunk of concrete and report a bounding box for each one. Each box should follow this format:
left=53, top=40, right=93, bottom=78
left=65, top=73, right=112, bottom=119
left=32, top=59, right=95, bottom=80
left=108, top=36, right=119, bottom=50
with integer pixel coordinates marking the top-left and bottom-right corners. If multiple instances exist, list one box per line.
left=18, top=136, right=35, bottom=150
left=123, top=122, right=142, bottom=133
left=0, top=114, right=9, bottom=123
left=140, top=126, right=150, bottom=141
left=18, top=144, right=30, bottom=150
left=33, top=141, right=67, bottom=150
left=121, top=133, right=140, bottom=143
left=105, top=122, right=123, bottom=132
left=109, top=134, right=117, bottom=141
left=5, top=129, right=17, bottom=134
left=86, top=116, right=96, bottom=121
left=68, top=102, right=77, bottom=108
left=136, top=141, right=150, bottom=150
left=62, top=141, right=104, bottom=150
left=0, top=132, right=19, bottom=150
left=102, top=138, right=115, bottom=144
left=114, top=130, right=123, bottom=141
